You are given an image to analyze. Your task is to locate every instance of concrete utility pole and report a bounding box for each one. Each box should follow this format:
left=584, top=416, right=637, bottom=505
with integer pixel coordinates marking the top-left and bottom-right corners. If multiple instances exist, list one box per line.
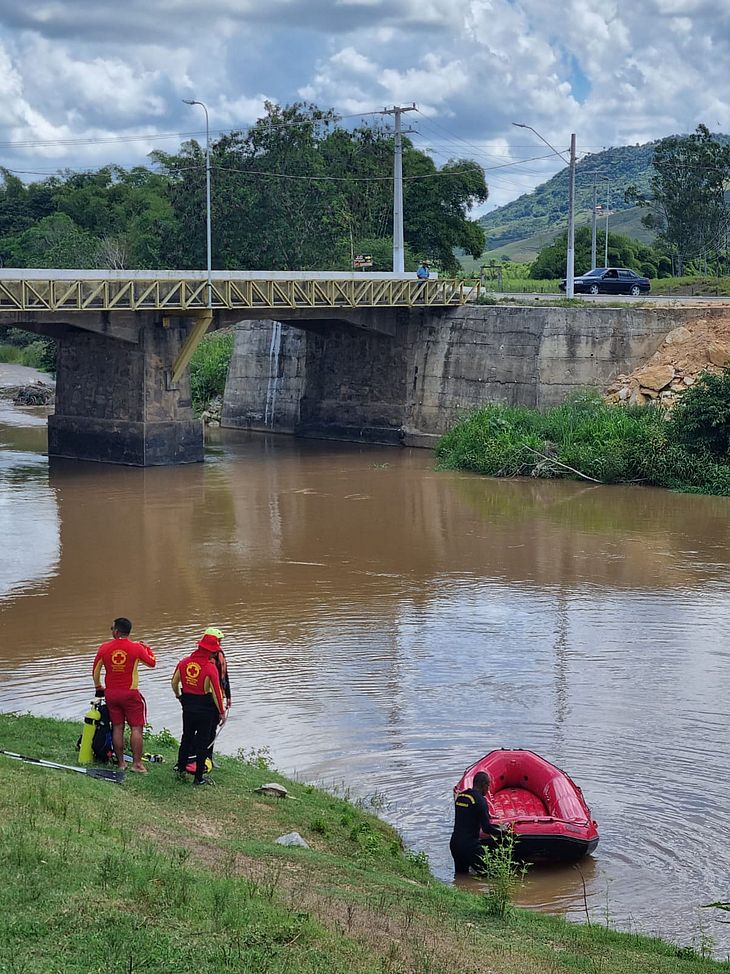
left=566, top=133, right=576, bottom=297
left=604, top=179, right=610, bottom=269
left=513, top=123, right=576, bottom=296
left=591, top=178, right=598, bottom=269
left=381, top=104, right=417, bottom=273
left=183, top=99, right=212, bottom=307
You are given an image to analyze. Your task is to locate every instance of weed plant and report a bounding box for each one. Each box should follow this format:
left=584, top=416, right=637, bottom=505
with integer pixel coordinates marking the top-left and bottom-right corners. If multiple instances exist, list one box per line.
left=477, top=831, right=528, bottom=919
left=437, top=386, right=730, bottom=496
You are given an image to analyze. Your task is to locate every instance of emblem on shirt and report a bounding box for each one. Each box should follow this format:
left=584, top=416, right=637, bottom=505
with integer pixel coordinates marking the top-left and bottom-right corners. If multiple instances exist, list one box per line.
left=111, top=650, right=128, bottom=669
left=186, top=662, right=201, bottom=685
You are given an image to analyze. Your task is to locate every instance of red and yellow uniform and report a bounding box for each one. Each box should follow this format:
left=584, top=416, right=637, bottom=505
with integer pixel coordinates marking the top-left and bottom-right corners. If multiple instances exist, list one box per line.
left=172, top=639, right=225, bottom=783
left=92, top=638, right=156, bottom=727
left=171, top=646, right=225, bottom=714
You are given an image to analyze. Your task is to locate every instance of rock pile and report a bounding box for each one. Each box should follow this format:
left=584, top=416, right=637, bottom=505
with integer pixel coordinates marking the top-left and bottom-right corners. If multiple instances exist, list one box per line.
left=201, top=394, right=222, bottom=426
left=606, top=316, right=730, bottom=407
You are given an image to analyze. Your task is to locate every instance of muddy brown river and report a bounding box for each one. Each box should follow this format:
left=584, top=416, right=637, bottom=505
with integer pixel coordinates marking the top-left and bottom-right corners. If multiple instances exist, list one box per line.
left=1, top=399, right=729, bottom=957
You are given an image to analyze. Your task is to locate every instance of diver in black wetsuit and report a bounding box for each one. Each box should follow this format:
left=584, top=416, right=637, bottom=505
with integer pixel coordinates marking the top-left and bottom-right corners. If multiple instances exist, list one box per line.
left=450, top=771, right=505, bottom=874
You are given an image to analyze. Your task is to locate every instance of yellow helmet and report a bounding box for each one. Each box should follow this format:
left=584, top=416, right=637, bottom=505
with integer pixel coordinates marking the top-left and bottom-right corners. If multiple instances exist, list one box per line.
left=204, top=626, right=224, bottom=641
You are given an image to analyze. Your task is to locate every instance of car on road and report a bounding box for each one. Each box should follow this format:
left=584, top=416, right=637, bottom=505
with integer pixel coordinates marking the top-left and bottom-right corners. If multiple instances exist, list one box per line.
left=560, top=267, right=651, bottom=296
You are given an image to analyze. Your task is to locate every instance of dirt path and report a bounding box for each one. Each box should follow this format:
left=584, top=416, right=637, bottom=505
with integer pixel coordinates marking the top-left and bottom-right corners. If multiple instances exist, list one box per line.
left=0, top=363, right=54, bottom=389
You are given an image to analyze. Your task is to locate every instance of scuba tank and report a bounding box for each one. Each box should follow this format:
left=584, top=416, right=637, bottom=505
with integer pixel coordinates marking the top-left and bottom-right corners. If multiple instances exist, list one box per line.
left=78, top=699, right=101, bottom=765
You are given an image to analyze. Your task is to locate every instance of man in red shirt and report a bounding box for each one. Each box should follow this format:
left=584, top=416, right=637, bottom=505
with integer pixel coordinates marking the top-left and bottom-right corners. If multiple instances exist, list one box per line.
left=92, top=617, right=156, bottom=773
left=171, top=631, right=226, bottom=786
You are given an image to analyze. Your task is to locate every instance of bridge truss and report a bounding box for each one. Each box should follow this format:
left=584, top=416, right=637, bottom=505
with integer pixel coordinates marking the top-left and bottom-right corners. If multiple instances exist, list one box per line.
left=0, top=275, right=470, bottom=312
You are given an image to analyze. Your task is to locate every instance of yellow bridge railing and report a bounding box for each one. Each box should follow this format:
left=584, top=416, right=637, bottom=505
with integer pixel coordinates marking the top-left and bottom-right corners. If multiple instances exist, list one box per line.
left=0, top=276, right=471, bottom=313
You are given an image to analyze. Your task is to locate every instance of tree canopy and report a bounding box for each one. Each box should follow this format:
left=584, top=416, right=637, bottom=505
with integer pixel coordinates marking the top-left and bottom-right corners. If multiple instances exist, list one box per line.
left=625, top=125, right=730, bottom=274
left=0, top=104, right=487, bottom=275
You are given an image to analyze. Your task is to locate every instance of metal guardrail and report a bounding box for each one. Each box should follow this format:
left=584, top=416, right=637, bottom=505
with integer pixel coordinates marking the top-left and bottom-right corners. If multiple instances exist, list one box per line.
left=0, top=276, right=469, bottom=312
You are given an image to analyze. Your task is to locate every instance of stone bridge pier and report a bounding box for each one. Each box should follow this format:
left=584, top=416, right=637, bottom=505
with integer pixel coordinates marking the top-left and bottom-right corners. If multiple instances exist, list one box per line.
left=5, top=311, right=205, bottom=465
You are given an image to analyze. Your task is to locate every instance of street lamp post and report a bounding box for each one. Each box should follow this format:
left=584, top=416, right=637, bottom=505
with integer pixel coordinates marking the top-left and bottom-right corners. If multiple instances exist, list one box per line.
left=513, top=123, right=576, bottom=297
left=183, top=99, right=212, bottom=307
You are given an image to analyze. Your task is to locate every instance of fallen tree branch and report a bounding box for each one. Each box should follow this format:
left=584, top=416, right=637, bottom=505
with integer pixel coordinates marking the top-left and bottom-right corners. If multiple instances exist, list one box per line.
left=522, top=445, right=604, bottom=484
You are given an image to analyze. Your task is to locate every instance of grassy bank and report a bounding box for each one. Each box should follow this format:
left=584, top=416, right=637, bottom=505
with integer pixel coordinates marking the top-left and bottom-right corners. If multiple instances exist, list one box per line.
left=1, top=712, right=728, bottom=973
left=437, top=393, right=730, bottom=496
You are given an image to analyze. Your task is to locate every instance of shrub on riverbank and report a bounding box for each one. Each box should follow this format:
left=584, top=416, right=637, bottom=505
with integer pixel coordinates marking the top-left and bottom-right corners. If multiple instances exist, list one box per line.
left=0, top=327, right=56, bottom=372
left=190, top=329, right=234, bottom=413
left=1, top=712, right=727, bottom=974
left=437, top=390, right=730, bottom=495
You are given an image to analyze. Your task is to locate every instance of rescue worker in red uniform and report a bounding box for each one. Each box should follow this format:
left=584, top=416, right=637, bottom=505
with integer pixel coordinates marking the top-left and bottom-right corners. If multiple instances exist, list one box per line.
left=92, top=617, right=156, bottom=773
left=171, top=632, right=226, bottom=786
left=201, top=626, right=231, bottom=764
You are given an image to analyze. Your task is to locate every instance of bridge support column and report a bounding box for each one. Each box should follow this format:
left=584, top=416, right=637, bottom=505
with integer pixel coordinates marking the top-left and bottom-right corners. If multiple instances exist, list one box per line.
left=48, top=314, right=203, bottom=465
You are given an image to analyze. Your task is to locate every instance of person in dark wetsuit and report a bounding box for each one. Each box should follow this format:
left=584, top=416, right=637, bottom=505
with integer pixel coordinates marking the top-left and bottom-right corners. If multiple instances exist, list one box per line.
left=450, top=771, right=504, bottom=874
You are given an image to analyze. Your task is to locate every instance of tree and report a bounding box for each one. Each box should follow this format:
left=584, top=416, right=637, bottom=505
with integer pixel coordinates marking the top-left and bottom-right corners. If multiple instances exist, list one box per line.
left=529, top=226, right=664, bottom=279
left=626, top=125, right=730, bottom=275
left=153, top=102, right=487, bottom=273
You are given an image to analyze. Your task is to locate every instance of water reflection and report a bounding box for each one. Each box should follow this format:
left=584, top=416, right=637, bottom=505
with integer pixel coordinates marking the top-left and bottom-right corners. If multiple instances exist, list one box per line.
left=0, top=418, right=729, bottom=955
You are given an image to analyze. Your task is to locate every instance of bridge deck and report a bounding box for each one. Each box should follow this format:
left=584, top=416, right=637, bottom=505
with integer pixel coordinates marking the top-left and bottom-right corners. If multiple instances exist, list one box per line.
left=0, top=272, right=469, bottom=312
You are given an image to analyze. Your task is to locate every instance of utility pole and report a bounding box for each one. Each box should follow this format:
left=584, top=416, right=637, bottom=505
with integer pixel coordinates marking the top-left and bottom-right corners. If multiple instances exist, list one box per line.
left=566, top=133, right=576, bottom=298
left=183, top=99, right=212, bottom=307
left=604, top=179, right=610, bottom=269
left=381, top=104, right=417, bottom=273
left=513, top=123, right=575, bottom=296
left=591, top=178, right=598, bottom=269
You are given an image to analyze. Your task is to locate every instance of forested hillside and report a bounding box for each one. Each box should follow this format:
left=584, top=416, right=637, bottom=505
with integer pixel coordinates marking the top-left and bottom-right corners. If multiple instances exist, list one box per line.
left=480, top=141, right=660, bottom=251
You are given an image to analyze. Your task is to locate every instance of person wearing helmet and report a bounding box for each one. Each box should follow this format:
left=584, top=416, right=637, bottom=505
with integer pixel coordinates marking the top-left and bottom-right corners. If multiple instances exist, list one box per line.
left=204, top=627, right=231, bottom=711
left=171, top=630, right=226, bottom=786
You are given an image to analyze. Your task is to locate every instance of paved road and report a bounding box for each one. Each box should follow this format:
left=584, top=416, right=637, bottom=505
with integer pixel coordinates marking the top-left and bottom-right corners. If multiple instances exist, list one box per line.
left=480, top=291, right=730, bottom=307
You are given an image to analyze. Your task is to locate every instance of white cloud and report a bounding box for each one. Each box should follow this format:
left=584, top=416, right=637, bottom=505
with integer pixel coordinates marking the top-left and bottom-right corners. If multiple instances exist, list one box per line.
left=0, top=0, right=729, bottom=208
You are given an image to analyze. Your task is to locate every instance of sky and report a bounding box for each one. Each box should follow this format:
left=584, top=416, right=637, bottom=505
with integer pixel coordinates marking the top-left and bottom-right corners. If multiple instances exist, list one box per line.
left=1, top=0, right=730, bottom=215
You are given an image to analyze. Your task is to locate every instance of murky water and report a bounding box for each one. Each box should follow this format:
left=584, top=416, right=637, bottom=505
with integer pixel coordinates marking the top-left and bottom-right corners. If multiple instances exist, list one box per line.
left=1, top=400, right=729, bottom=956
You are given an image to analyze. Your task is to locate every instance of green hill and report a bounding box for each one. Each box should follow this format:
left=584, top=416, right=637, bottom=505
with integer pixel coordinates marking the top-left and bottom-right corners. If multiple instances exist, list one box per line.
left=480, top=141, right=660, bottom=257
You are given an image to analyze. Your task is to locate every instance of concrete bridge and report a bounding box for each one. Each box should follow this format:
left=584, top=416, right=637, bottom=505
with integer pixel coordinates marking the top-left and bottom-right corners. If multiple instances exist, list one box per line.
left=0, top=269, right=468, bottom=466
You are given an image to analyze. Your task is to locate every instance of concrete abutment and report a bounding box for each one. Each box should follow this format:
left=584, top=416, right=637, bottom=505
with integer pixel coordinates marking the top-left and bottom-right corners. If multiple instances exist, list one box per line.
left=222, top=304, right=692, bottom=445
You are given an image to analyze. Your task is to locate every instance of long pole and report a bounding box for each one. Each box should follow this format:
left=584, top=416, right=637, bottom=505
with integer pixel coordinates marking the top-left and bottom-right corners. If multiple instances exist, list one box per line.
left=604, top=179, right=610, bottom=269
left=591, top=178, right=597, bottom=270
left=381, top=104, right=416, bottom=273
left=566, top=133, right=576, bottom=298
left=183, top=99, right=212, bottom=307
left=512, top=123, right=575, bottom=296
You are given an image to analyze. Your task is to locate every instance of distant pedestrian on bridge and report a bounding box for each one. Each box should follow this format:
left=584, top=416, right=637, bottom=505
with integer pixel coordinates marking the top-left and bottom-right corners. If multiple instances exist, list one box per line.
left=416, top=260, right=430, bottom=280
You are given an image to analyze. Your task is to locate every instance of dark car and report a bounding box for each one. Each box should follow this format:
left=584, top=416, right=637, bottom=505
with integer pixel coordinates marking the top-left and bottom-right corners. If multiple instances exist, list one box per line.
left=559, top=267, right=651, bottom=296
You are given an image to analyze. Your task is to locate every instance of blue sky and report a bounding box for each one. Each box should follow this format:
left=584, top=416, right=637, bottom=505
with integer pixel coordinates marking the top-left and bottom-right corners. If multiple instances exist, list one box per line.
left=0, top=0, right=729, bottom=214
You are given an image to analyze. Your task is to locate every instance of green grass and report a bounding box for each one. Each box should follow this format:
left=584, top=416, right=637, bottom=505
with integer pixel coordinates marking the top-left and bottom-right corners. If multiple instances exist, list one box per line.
left=437, top=392, right=730, bottom=496
left=0, top=339, right=55, bottom=372
left=1, top=711, right=729, bottom=973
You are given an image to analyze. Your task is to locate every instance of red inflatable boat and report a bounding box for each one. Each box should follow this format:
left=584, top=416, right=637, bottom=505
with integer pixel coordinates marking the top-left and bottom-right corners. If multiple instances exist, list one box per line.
left=454, top=749, right=599, bottom=863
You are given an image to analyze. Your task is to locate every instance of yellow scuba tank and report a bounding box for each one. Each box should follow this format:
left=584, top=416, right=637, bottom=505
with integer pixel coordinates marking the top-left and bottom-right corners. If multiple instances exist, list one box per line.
left=78, top=699, right=101, bottom=765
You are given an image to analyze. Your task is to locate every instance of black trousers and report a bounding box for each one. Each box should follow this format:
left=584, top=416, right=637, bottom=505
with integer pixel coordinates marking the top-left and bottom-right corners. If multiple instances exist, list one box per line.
left=177, top=697, right=219, bottom=782
left=450, top=836, right=487, bottom=874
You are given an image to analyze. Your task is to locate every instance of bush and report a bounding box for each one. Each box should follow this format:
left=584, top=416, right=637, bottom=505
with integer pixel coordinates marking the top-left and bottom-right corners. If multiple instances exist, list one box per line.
left=669, top=367, right=730, bottom=460
left=189, top=329, right=234, bottom=413
left=437, top=391, right=730, bottom=496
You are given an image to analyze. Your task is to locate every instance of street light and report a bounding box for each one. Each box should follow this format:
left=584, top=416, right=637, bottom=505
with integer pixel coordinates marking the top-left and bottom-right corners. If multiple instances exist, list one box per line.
left=183, top=98, right=212, bottom=307
left=513, top=122, right=576, bottom=297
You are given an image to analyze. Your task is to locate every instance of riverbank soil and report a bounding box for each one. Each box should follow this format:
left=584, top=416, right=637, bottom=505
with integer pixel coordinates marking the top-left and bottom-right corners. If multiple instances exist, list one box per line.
left=1, top=713, right=727, bottom=974
left=606, top=314, right=730, bottom=405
